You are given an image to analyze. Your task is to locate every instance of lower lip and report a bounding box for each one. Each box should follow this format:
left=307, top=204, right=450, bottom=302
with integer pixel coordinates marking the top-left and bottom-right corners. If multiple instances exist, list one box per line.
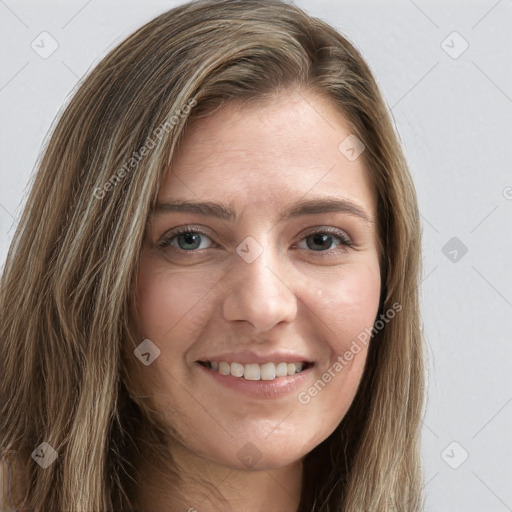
left=197, top=363, right=313, bottom=399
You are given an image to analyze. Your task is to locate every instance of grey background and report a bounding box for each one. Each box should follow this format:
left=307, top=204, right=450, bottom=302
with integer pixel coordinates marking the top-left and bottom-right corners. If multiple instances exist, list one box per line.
left=1, top=1, right=511, bottom=510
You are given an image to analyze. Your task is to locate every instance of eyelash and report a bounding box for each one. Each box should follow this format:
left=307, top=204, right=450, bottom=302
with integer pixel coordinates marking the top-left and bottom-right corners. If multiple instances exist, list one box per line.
left=157, top=225, right=355, bottom=257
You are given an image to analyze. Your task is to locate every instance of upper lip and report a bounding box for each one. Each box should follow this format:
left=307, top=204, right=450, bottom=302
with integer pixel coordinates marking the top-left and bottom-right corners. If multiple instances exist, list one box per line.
left=197, top=350, right=314, bottom=365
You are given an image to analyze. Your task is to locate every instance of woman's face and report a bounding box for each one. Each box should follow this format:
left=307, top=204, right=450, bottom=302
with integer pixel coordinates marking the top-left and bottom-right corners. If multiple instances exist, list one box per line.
left=136, top=89, right=381, bottom=471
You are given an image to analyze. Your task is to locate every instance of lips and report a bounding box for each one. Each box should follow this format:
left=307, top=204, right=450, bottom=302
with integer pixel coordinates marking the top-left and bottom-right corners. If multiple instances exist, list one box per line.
left=197, top=357, right=314, bottom=399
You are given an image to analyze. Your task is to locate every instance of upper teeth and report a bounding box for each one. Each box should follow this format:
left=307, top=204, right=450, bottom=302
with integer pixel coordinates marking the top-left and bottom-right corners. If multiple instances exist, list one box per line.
left=208, top=361, right=304, bottom=380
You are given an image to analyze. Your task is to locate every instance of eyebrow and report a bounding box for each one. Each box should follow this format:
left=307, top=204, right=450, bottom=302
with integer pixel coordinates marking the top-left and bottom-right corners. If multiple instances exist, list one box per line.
left=153, top=197, right=372, bottom=223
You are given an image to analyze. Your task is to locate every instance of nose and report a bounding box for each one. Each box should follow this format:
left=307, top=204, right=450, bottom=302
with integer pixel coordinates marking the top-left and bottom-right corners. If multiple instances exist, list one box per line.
left=222, top=238, right=298, bottom=333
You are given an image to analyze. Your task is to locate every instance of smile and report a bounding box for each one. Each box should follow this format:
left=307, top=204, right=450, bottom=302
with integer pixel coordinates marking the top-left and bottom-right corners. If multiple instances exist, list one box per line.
left=198, top=360, right=312, bottom=381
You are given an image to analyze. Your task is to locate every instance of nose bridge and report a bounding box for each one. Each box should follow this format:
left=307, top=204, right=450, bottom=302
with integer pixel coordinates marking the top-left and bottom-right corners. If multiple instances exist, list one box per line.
left=222, top=232, right=297, bottom=331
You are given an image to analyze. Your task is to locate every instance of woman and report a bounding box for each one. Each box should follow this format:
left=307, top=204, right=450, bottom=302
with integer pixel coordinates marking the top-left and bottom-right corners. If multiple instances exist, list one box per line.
left=0, top=0, right=425, bottom=510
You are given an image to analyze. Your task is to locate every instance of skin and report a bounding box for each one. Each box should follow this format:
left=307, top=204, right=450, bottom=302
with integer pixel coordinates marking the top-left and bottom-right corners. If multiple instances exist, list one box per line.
left=134, top=88, right=381, bottom=512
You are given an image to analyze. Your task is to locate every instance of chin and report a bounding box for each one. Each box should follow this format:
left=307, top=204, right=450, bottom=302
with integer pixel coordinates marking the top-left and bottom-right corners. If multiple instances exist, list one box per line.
left=192, top=434, right=316, bottom=472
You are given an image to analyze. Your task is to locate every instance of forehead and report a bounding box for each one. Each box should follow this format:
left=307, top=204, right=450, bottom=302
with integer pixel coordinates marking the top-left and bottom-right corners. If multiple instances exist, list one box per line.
left=159, top=90, right=376, bottom=221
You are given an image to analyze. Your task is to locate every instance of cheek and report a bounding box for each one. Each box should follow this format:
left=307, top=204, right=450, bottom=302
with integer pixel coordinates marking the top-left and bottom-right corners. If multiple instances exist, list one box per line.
left=307, top=261, right=379, bottom=375
left=311, top=260, right=381, bottom=355
left=339, top=267, right=380, bottom=342
left=294, top=263, right=380, bottom=446
left=136, top=260, right=204, bottom=345
left=136, top=276, right=173, bottom=340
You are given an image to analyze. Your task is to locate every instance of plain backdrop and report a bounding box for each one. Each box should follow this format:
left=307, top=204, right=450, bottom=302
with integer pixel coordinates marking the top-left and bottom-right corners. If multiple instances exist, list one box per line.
left=1, top=1, right=511, bottom=510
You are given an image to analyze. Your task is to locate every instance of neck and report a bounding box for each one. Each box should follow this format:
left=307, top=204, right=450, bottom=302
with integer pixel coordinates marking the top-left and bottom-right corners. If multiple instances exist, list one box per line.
left=134, top=440, right=304, bottom=512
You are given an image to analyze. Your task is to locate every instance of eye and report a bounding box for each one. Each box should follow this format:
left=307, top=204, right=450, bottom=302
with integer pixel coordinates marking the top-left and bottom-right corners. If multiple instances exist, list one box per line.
left=157, top=226, right=354, bottom=255
left=294, top=227, right=354, bottom=255
left=158, top=226, right=215, bottom=251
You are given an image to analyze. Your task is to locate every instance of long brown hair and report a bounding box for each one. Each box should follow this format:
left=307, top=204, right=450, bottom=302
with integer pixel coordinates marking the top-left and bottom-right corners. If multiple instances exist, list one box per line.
left=0, top=1, right=424, bottom=510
